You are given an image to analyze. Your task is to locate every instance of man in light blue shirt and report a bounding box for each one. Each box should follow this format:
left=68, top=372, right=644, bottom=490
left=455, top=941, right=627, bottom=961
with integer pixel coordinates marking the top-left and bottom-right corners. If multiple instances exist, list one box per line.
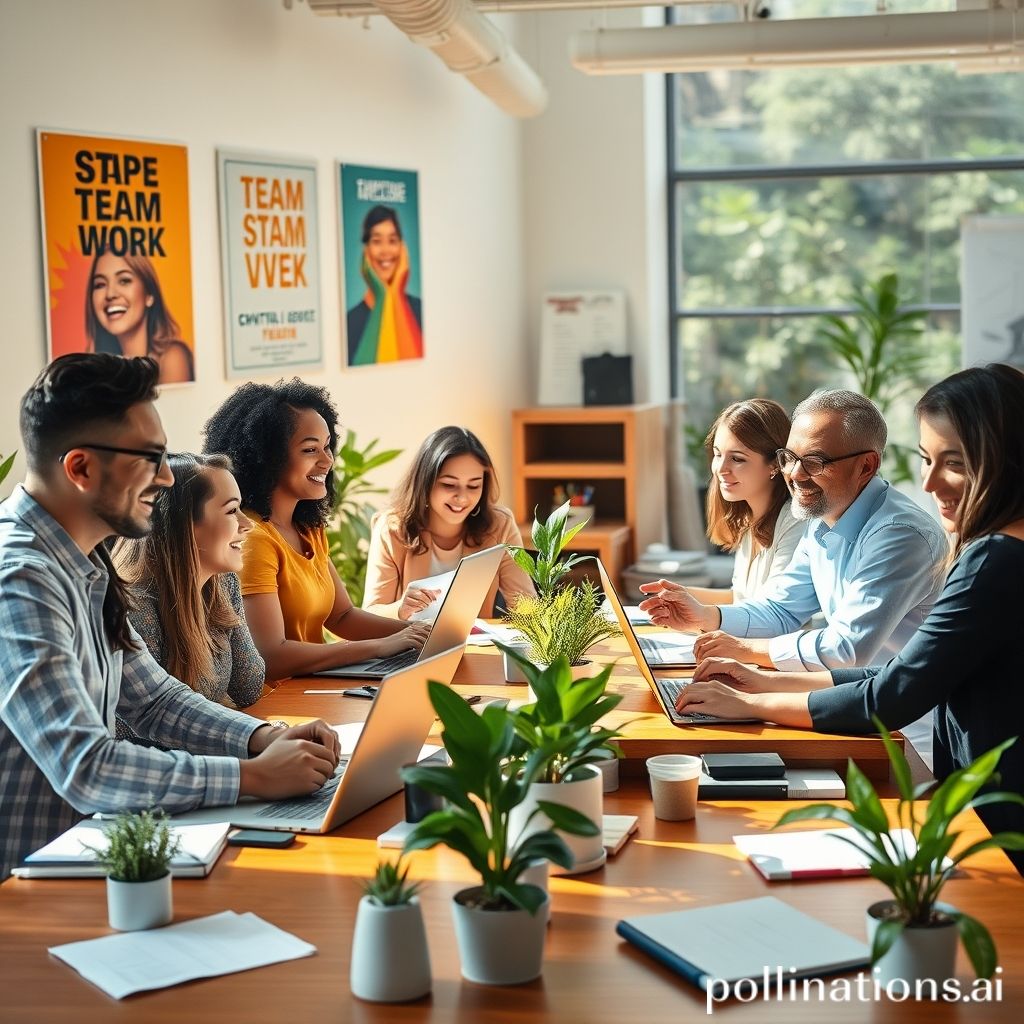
left=640, top=390, right=947, bottom=674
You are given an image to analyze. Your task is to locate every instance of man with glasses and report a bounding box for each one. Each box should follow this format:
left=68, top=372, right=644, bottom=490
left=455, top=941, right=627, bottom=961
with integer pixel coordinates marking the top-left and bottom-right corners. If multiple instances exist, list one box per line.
left=0, top=354, right=340, bottom=880
left=641, top=389, right=946, bottom=719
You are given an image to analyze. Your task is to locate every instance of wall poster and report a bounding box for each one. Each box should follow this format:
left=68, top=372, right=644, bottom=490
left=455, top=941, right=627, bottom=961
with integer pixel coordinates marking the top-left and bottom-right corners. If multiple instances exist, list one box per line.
left=218, top=150, right=322, bottom=376
left=37, top=129, right=195, bottom=385
left=339, top=164, right=423, bottom=367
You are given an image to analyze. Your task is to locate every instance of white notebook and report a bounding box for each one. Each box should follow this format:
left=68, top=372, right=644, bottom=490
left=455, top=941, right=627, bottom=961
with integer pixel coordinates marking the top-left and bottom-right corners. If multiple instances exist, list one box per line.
left=14, top=820, right=229, bottom=879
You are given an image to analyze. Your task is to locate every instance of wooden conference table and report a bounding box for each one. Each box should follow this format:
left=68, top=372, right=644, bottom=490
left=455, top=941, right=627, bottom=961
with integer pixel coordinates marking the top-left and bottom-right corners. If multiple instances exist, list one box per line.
left=1, top=643, right=1020, bottom=1022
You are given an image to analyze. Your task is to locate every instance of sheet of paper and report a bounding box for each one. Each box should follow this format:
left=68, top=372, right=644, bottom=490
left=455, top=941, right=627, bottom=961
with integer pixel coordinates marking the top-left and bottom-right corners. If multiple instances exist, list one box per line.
left=406, top=569, right=456, bottom=623
left=468, top=619, right=523, bottom=646
left=49, top=911, right=316, bottom=1000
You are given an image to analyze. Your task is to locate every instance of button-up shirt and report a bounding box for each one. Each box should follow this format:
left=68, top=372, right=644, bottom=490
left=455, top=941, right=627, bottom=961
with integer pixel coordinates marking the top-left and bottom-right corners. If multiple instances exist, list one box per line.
left=0, top=486, right=265, bottom=880
left=718, top=476, right=948, bottom=672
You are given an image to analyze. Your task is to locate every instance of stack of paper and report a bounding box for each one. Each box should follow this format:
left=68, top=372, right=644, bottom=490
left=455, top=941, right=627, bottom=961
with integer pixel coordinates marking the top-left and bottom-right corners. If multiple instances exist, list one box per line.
left=14, top=820, right=230, bottom=879
left=49, top=911, right=316, bottom=999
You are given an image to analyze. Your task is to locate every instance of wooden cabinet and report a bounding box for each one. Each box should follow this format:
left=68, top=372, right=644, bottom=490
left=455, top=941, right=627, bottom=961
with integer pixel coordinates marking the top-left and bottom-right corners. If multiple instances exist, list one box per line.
left=511, top=404, right=667, bottom=585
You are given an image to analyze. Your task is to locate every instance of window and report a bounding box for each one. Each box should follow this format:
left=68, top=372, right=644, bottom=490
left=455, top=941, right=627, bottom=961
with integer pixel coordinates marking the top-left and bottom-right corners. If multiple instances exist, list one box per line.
left=668, top=1, right=1024, bottom=453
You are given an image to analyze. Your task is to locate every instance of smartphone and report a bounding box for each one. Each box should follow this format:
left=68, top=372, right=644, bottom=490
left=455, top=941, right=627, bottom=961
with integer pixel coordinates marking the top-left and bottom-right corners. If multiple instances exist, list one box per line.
left=342, top=686, right=377, bottom=699
left=227, top=829, right=296, bottom=849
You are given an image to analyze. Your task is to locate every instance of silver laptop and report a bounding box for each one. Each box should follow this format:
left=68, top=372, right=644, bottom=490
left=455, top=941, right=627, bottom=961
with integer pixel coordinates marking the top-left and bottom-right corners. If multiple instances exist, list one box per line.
left=171, top=646, right=463, bottom=833
left=317, top=544, right=505, bottom=679
left=596, top=560, right=755, bottom=726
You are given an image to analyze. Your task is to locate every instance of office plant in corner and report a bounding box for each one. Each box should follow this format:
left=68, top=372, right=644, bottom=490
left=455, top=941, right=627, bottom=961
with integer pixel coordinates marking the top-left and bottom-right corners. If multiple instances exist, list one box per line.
left=504, top=649, right=623, bottom=876
left=775, top=719, right=1024, bottom=987
left=350, top=858, right=431, bottom=1003
left=86, top=810, right=180, bottom=931
left=402, top=682, right=600, bottom=985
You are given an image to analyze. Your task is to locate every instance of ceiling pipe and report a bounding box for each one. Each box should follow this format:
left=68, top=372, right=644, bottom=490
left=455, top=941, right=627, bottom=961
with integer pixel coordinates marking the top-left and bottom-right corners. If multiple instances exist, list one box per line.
left=307, top=0, right=548, bottom=116
left=569, top=8, right=1024, bottom=74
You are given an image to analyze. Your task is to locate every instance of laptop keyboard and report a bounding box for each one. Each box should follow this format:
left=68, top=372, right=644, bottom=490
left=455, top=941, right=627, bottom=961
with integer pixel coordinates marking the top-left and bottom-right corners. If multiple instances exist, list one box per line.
left=656, top=678, right=718, bottom=723
left=255, top=761, right=349, bottom=821
left=638, top=636, right=696, bottom=664
left=364, top=648, right=420, bottom=675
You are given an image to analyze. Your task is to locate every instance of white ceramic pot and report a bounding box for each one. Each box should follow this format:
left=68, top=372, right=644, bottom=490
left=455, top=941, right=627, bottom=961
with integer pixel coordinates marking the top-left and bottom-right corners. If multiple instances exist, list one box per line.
left=503, top=643, right=532, bottom=683
left=509, top=763, right=605, bottom=876
left=106, top=872, right=173, bottom=931
left=350, top=896, right=431, bottom=1002
left=451, top=886, right=550, bottom=985
left=866, top=900, right=959, bottom=990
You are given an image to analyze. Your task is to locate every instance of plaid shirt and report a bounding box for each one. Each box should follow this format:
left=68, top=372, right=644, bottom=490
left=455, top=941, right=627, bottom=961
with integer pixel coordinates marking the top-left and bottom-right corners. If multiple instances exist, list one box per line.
left=0, top=486, right=264, bottom=880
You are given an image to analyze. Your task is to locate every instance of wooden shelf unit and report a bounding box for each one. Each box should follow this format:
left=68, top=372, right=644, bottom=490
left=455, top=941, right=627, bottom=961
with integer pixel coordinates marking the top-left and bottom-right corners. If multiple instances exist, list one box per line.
left=511, top=404, right=667, bottom=584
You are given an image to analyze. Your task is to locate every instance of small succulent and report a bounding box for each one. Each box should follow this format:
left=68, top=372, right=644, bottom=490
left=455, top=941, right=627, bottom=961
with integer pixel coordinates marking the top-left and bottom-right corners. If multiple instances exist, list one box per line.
left=361, top=858, right=422, bottom=907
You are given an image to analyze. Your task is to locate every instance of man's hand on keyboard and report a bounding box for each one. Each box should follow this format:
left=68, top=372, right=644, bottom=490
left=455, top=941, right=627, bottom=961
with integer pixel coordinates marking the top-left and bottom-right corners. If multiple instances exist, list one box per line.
left=239, top=719, right=341, bottom=800
left=375, top=621, right=430, bottom=658
left=692, top=631, right=773, bottom=667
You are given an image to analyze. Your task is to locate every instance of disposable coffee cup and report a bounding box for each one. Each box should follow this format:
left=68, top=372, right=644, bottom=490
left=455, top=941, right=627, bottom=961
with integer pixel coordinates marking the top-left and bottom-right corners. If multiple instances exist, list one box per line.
left=646, top=754, right=701, bottom=821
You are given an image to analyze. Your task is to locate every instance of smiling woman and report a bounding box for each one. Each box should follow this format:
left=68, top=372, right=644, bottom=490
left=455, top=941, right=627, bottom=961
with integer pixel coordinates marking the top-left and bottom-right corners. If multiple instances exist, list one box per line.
left=114, top=453, right=265, bottom=732
left=202, top=379, right=427, bottom=682
left=363, top=426, right=533, bottom=620
left=85, top=248, right=193, bottom=385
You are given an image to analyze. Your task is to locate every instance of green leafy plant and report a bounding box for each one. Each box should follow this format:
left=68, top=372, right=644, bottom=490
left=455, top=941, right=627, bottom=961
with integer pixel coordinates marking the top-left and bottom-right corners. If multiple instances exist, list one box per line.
left=0, top=451, right=16, bottom=487
left=775, top=718, right=1024, bottom=978
left=84, top=810, right=181, bottom=883
left=503, top=578, right=621, bottom=668
left=402, top=682, right=600, bottom=914
left=502, top=647, right=623, bottom=785
left=818, top=272, right=930, bottom=484
left=361, top=857, right=422, bottom=907
left=507, top=500, right=591, bottom=600
left=326, top=429, right=402, bottom=605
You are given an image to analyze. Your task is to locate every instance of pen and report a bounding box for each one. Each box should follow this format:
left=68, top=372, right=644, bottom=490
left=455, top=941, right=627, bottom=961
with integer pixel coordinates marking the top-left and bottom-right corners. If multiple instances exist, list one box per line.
left=303, top=689, right=350, bottom=694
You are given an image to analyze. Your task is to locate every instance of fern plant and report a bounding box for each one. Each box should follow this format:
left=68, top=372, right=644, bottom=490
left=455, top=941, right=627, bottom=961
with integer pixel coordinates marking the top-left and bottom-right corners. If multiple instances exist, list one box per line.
left=326, top=429, right=402, bottom=605
left=504, top=578, right=621, bottom=668
left=85, top=810, right=181, bottom=883
left=361, top=858, right=422, bottom=907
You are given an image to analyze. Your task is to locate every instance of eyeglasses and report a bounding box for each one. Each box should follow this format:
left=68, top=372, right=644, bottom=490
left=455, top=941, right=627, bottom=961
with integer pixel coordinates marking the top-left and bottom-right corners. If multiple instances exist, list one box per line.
left=775, top=447, right=874, bottom=478
left=60, top=443, right=169, bottom=475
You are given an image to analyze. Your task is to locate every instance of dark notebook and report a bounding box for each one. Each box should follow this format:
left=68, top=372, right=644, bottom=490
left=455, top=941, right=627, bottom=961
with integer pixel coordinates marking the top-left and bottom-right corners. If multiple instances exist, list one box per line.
left=702, top=752, right=785, bottom=781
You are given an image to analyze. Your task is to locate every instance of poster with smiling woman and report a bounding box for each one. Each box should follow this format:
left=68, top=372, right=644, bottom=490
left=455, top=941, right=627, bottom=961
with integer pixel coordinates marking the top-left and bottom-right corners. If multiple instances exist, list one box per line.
left=37, top=129, right=195, bottom=385
left=338, top=164, right=423, bottom=367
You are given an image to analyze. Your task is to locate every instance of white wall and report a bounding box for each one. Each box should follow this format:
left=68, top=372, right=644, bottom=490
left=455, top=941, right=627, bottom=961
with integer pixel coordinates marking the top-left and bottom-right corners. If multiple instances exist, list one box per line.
left=0, top=0, right=529, bottom=497
left=519, top=9, right=669, bottom=405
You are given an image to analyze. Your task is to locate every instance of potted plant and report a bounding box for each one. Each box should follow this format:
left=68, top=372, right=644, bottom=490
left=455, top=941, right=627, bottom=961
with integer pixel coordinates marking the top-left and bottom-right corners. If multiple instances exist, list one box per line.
left=401, top=682, right=600, bottom=985
left=326, top=429, right=402, bottom=605
left=775, top=719, right=1024, bottom=987
left=85, top=810, right=180, bottom=931
left=504, top=502, right=621, bottom=679
left=504, top=648, right=622, bottom=875
left=350, top=857, right=431, bottom=1003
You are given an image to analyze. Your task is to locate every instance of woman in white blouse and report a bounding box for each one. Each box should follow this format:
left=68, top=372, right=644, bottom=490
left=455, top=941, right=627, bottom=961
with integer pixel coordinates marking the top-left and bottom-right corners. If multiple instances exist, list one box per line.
left=688, top=399, right=804, bottom=605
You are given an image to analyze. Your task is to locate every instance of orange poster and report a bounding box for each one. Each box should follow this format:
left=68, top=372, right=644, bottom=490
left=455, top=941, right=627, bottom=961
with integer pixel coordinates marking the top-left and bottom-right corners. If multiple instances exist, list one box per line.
left=37, top=129, right=195, bottom=385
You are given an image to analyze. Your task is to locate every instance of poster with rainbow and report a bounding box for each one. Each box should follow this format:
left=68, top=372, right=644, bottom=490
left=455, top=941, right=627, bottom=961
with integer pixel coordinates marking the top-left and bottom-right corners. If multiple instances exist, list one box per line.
left=37, top=129, right=195, bottom=385
left=338, top=163, right=423, bottom=368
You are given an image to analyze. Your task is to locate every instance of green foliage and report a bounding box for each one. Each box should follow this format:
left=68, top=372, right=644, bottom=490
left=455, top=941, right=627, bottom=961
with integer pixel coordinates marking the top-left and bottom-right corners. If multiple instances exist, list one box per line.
left=361, top=857, right=422, bottom=907
left=84, top=810, right=181, bottom=883
left=325, top=429, right=402, bottom=606
left=503, top=578, right=621, bottom=669
left=774, top=719, right=1024, bottom=978
left=402, top=682, right=600, bottom=914
left=507, top=501, right=591, bottom=600
left=502, top=646, right=623, bottom=785
left=0, top=451, right=16, bottom=487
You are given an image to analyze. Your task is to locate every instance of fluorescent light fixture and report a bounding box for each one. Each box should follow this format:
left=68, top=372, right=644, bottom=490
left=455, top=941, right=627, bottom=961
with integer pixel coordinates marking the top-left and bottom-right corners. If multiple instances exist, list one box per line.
left=569, top=9, right=1024, bottom=75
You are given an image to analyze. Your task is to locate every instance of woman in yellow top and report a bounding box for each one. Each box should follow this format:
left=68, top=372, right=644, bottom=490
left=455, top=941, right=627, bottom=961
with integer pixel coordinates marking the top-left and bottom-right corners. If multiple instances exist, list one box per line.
left=203, top=379, right=427, bottom=682
left=363, top=425, right=534, bottom=619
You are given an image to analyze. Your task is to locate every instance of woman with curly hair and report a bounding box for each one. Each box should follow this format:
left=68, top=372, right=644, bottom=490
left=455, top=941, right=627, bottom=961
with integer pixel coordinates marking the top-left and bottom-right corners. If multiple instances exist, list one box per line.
left=363, top=425, right=533, bottom=620
left=203, top=379, right=427, bottom=682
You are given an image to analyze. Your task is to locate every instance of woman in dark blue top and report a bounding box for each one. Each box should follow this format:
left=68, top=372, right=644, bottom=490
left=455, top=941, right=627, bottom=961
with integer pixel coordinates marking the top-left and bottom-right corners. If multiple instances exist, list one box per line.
left=676, top=364, right=1024, bottom=875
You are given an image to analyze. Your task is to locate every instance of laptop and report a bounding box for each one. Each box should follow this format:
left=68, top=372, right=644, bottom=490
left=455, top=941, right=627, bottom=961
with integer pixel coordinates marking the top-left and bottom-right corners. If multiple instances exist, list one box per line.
left=596, top=560, right=755, bottom=726
left=317, top=544, right=505, bottom=679
left=171, top=646, right=463, bottom=833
